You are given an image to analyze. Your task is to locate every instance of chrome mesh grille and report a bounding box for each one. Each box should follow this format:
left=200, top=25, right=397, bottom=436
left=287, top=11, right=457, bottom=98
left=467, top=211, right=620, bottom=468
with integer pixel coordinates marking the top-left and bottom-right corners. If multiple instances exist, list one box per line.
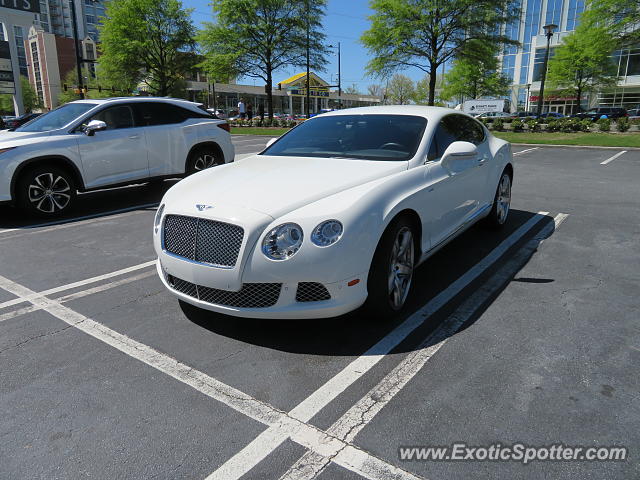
left=296, top=282, right=331, bottom=302
left=164, top=214, right=244, bottom=267
left=167, top=275, right=281, bottom=308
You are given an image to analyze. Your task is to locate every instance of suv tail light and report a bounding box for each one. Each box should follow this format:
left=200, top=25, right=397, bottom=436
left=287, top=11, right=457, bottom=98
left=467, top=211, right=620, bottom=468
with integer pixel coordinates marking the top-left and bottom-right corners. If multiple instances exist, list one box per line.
left=217, top=122, right=230, bottom=133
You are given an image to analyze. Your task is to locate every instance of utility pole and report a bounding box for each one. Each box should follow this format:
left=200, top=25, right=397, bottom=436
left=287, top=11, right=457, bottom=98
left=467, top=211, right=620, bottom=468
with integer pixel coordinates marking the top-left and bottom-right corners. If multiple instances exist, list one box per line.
left=337, top=42, right=341, bottom=108
left=305, top=0, right=310, bottom=118
left=69, top=0, right=85, bottom=99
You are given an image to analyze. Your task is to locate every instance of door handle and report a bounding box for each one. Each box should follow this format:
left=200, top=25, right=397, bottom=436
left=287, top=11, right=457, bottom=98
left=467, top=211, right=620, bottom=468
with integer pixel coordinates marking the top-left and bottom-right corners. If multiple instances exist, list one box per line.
left=477, top=157, right=487, bottom=165
left=129, top=135, right=140, bottom=139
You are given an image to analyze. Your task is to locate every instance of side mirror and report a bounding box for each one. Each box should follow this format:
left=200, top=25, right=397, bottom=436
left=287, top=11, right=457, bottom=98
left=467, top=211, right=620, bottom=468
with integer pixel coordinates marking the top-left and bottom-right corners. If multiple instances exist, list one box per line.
left=440, top=141, right=478, bottom=174
left=83, top=119, right=107, bottom=136
left=265, top=137, right=278, bottom=148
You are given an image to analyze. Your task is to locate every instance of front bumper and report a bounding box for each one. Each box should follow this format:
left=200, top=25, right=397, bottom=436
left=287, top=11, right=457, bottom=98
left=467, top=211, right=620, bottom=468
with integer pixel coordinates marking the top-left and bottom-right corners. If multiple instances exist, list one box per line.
left=156, top=259, right=367, bottom=319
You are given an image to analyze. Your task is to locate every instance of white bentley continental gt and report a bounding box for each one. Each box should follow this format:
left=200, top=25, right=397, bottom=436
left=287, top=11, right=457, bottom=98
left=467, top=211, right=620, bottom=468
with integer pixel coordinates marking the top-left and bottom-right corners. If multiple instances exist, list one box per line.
left=154, top=106, right=513, bottom=319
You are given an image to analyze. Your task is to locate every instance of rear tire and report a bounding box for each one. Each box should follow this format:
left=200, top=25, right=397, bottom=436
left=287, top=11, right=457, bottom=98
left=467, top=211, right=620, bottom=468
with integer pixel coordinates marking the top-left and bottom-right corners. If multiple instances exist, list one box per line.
left=484, top=170, right=511, bottom=229
left=186, top=145, right=224, bottom=175
left=17, top=165, right=76, bottom=217
left=362, top=217, right=415, bottom=321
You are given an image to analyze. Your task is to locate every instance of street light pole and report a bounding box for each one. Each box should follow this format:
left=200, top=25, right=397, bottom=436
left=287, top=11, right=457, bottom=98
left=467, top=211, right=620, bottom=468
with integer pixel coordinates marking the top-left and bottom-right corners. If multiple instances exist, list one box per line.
left=327, top=42, right=342, bottom=109
left=536, top=23, right=557, bottom=117
left=69, top=0, right=85, bottom=99
left=305, top=0, right=310, bottom=118
left=525, top=83, right=531, bottom=112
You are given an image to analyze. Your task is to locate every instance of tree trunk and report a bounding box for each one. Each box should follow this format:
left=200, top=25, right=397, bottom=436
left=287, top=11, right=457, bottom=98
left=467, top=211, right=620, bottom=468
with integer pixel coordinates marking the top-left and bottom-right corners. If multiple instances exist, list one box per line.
left=428, top=66, right=437, bottom=106
left=266, top=69, right=273, bottom=120
left=575, top=85, right=582, bottom=113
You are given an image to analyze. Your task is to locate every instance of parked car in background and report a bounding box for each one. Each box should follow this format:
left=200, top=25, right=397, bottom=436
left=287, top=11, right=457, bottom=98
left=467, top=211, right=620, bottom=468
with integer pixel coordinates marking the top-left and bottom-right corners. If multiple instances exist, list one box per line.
left=154, top=106, right=514, bottom=320
left=509, top=111, right=536, bottom=119
left=537, top=112, right=565, bottom=119
left=0, top=97, right=234, bottom=216
left=207, top=108, right=228, bottom=119
left=0, top=116, right=5, bottom=130
left=625, top=108, right=639, bottom=118
left=573, top=107, right=628, bottom=121
left=475, top=112, right=511, bottom=121
left=4, top=113, right=42, bottom=130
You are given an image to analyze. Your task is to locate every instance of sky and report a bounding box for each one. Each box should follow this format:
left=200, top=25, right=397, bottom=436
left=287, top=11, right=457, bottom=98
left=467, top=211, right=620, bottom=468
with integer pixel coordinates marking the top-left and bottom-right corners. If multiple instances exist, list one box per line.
left=181, top=0, right=428, bottom=93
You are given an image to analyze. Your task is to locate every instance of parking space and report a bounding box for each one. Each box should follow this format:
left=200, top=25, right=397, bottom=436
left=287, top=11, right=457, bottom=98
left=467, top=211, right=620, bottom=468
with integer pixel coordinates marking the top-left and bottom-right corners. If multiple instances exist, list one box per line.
left=1, top=142, right=638, bottom=479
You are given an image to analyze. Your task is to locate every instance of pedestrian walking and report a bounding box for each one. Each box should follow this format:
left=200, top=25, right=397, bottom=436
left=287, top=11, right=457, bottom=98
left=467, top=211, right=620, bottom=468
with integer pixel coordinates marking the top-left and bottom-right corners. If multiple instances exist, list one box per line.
left=247, top=103, right=253, bottom=120
left=238, top=99, right=246, bottom=119
left=258, top=103, right=265, bottom=120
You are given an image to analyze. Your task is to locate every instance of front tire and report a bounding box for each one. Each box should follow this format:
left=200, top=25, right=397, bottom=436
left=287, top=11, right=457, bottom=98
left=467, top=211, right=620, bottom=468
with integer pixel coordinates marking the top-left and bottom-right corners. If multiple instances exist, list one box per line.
left=363, top=217, right=415, bottom=320
left=485, top=170, right=511, bottom=229
left=17, top=166, right=76, bottom=217
left=186, top=145, right=223, bottom=175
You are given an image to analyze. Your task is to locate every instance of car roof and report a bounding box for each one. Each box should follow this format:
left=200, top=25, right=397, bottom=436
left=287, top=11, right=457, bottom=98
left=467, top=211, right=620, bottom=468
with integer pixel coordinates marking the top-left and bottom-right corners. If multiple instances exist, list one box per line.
left=69, top=97, right=202, bottom=107
left=320, top=105, right=473, bottom=122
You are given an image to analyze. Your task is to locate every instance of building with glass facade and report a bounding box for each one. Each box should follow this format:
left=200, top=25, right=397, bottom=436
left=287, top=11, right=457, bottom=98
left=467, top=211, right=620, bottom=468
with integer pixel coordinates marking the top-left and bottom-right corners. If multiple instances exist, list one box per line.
left=501, top=0, right=639, bottom=113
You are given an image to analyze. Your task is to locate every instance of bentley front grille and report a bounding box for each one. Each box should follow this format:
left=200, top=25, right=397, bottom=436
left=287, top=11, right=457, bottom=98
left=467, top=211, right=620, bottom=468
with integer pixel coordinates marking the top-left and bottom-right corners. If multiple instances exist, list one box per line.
left=163, top=214, right=244, bottom=268
left=295, top=282, right=332, bottom=302
left=167, top=275, right=281, bottom=308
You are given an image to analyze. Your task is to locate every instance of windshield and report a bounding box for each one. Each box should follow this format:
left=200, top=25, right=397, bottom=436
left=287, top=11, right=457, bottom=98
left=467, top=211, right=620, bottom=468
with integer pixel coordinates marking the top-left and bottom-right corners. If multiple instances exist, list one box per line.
left=16, top=103, right=98, bottom=132
left=261, top=114, right=427, bottom=161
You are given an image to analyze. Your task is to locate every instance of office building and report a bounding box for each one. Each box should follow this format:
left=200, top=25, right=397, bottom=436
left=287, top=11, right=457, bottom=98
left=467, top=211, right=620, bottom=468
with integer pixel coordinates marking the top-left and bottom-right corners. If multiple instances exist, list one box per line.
left=501, top=0, right=639, bottom=113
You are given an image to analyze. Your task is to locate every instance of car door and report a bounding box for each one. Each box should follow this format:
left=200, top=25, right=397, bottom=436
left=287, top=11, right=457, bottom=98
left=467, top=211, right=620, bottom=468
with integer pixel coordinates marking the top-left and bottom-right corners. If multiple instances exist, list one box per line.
left=76, top=104, right=149, bottom=188
left=426, top=115, right=488, bottom=246
left=133, top=102, right=194, bottom=177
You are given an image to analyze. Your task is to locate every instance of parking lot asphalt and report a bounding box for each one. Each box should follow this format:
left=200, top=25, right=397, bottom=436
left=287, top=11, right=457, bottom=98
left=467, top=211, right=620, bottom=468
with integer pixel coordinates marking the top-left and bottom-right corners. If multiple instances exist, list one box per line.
left=1, top=137, right=639, bottom=479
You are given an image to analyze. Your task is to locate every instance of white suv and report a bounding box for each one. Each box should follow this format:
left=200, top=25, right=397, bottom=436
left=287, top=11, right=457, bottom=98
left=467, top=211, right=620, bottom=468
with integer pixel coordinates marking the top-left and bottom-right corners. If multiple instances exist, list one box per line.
left=0, top=97, right=234, bottom=216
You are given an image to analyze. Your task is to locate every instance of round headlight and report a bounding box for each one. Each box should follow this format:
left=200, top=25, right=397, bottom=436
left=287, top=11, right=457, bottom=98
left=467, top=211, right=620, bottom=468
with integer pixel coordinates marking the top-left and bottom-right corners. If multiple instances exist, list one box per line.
left=154, top=203, right=165, bottom=229
left=311, top=220, right=343, bottom=247
left=262, top=223, right=304, bottom=260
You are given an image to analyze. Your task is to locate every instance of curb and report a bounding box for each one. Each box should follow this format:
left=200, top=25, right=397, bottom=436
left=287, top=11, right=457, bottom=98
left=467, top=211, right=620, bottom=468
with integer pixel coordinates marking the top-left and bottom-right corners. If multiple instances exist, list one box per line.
left=512, top=143, right=640, bottom=151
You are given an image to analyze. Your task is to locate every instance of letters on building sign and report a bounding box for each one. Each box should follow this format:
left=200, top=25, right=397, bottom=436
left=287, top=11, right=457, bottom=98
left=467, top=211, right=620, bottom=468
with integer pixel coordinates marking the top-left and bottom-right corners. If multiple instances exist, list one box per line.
left=0, top=0, right=40, bottom=14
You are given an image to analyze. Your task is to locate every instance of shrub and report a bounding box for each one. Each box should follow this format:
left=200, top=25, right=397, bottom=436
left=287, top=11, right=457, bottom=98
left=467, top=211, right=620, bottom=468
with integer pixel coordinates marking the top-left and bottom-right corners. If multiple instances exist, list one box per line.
left=287, top=119, right=297, bottom=128
left=479, top=118, right=490, bottom=127
left=630, top=117, right=640, bottom=126
left=251, top=117, right=262, bottom=127
left=546, top=119, right=560, bottom=132
left=511, top=119, right=524, bottom=132
left=492, top=118, right=504, bottom=131
left=262, top=118, right=272, bottom=127
left=597, top=118, right=611, bottom=132
left=579, top=119, right=592, bottom=132
left=616, top=117, right=630, bottom=132
left=526, top=119, right=540, bottom=132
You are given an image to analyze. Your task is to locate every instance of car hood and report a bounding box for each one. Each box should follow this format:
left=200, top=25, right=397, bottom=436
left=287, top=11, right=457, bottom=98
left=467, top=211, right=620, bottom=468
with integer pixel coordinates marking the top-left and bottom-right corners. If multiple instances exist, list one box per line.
left=168, top=155, right=408, bottom=219
left=0, top=130, right=53, bottom=147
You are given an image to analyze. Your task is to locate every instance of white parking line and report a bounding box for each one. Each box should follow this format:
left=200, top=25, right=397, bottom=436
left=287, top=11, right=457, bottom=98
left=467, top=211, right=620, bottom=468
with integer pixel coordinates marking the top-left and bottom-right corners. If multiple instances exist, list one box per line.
left=205, top=211, right=550, bottom=480
left=513, top=147, right=539, bottom=156
left=0, top=270, right=157, bottom=324
left=600, top=150, right=627, bottom=165
left=0, top=203, right=158, bottom=236
left=0, top=259, right=156, bottom=310
left=280, top=213, right=569, bottom=480
left=0, top=273, right=422, bottom=480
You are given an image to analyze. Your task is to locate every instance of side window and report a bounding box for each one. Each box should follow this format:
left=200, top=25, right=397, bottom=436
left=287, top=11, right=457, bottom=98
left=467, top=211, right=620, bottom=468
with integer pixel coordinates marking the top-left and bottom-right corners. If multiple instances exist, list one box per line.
left=428, top=117, right=459, bottom=160
left=133, top=102, right=188, bottom=126
left=90, top=105, right=134, bottom=130
left=458, top=116, right=485, bottom=145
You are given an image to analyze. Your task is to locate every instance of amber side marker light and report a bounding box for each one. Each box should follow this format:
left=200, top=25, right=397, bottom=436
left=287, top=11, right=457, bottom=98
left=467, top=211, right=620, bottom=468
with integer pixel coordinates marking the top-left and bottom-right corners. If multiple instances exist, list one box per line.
left=217, top=122, right=230, bottom=133
left=347, top=279, right=360, bottom=287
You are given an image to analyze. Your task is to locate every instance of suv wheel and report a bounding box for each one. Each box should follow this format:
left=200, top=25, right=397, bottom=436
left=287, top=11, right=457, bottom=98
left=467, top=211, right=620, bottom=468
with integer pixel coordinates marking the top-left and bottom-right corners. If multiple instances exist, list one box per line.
left=485, top=170, right=511, bottom=229
left=186, top=146, right=223, bottom=174
left=17, top=166, right=76, bottom=217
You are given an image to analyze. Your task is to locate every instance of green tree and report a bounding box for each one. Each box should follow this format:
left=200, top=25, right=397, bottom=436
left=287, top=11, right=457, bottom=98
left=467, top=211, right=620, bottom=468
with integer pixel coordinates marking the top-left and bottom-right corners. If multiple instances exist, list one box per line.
left=98, top=0, right=196, bottom=96
left=386, top=74, right=415, bottom=104
left=546, top=24, right=618, bottom=113
left=582, top=0, right=640, bottom=47
left=361, top=0, right=517, bottom=105
left=198, top=0, right=328, bottom=119
left=0, top=76, right=42, bottom=113
left=57, top=69, right=132, bottom=106
left=440, top=41, right=510, bottom=101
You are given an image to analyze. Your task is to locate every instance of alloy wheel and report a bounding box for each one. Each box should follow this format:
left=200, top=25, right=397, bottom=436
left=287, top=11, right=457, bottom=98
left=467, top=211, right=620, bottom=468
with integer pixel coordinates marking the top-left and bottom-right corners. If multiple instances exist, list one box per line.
left=388, top=227, right=414, bottom=310
left=193, top=153, right=218, bottom=171
left=496, top=174, right=511, bottom=224
left=28, top=172, right=71, bottom=213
